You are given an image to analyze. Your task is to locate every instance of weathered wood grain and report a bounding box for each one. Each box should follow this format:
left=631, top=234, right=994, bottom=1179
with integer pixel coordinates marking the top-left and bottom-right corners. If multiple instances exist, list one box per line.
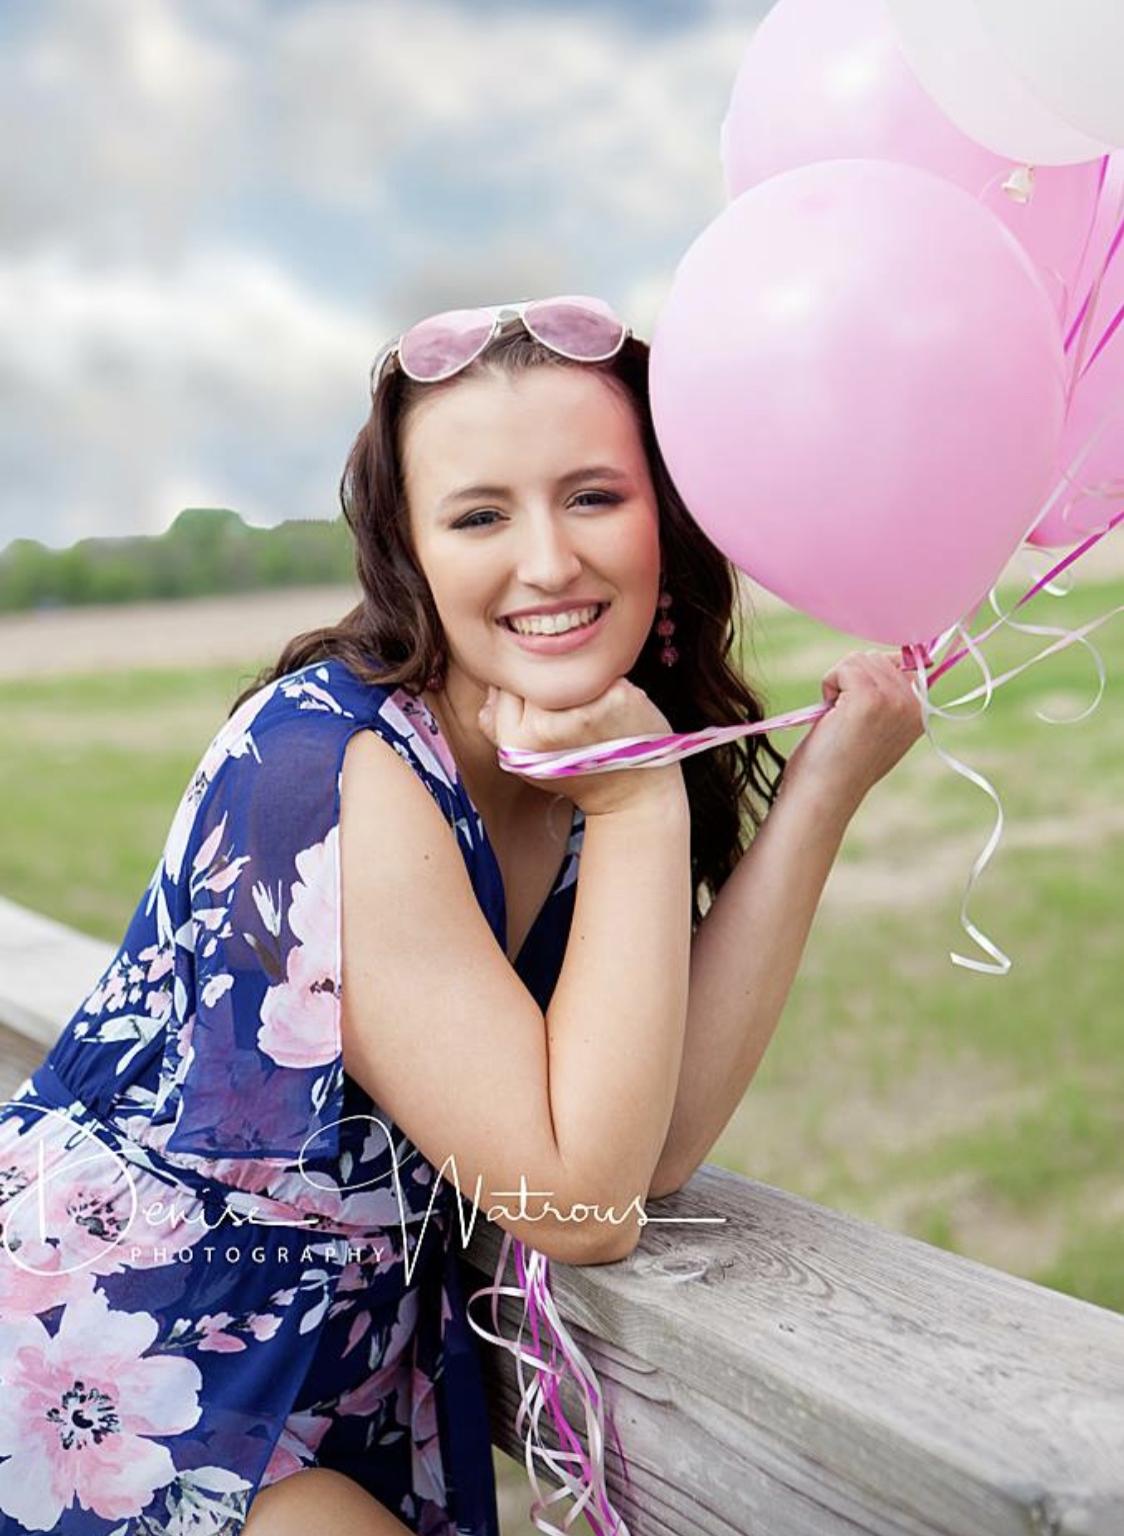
left=461, top=1176, right=1124, bottom=1534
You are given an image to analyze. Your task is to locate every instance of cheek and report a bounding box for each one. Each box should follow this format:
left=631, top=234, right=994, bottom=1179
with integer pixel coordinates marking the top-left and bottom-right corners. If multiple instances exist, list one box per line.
left=421, top=545, right=489, bottom=622
left=594, top=507, right=661, bottom=580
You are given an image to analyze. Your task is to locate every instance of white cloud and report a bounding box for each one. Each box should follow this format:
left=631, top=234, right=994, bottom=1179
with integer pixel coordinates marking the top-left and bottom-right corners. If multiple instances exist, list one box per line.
left=0, top=0, right=762, bottom=548
left=0, top=0, right=244, bottom=259
left=0, top=246, right=383, bottom=547
left=260, top=0, right=751, bottom=240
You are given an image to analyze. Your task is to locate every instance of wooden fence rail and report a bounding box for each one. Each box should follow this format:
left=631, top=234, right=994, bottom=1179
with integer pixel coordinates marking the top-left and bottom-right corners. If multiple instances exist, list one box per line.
left=2, top=891, right=1123, bottom=1535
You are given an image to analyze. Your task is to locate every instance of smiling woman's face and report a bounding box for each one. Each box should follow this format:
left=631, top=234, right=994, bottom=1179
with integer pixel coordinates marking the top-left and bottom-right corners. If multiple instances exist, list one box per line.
left=401, top=364, right=662, bottom=713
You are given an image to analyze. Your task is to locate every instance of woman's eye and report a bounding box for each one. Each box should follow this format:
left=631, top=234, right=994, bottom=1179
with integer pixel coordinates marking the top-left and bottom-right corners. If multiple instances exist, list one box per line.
left=453, top=509, right=502, bottom=529
left=452, top=492, right=619, bottom=530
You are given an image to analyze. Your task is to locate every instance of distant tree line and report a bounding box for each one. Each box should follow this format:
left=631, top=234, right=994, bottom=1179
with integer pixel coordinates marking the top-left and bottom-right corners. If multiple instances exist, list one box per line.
left=0, top=508, right=357, bottom=611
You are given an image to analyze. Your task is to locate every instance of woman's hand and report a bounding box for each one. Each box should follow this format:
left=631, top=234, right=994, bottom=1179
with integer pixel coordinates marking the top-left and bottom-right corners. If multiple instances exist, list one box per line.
left=477, top=676, right=687, bottom=819
left=780, top=649, right=926, bottom=816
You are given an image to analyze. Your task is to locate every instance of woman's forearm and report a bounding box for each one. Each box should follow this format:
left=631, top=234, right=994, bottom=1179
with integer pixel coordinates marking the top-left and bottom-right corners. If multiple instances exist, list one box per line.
left=649, top=772, right=858, bottom=1197
left=546, top=781, right=693, bottom=1220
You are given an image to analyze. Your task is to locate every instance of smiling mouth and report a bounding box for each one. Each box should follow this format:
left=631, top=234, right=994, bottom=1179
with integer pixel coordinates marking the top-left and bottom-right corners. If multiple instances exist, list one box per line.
left=498, top=602, right=610, bottom=637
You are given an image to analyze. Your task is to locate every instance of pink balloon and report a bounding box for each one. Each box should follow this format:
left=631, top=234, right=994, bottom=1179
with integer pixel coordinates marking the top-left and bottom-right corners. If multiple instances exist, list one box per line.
left=649, top=159, right=1067, bottom=646
left=1031, top=157, right=1124, bottom=547
left=720, top=0, right=1103, bottom=330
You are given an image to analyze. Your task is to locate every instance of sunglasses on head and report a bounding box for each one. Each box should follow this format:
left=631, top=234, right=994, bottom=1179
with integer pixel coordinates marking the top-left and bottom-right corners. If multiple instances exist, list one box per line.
left=369, top=294, right=630, bottom=393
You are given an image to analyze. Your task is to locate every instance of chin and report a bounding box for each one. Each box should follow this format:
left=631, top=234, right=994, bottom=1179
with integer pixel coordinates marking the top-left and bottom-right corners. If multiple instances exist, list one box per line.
left=510, top=664, right=626, bottom=713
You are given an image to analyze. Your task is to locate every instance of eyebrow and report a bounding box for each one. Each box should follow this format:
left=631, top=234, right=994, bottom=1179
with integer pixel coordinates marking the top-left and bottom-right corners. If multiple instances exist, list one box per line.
left=439, top=464, right=631, bottom=510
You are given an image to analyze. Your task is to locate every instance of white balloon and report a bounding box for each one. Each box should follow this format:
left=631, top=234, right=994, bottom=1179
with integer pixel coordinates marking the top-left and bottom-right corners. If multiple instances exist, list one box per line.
left=885, top=0, right=1110, bottom=164
left=976, top=0, right=1124, bottom=149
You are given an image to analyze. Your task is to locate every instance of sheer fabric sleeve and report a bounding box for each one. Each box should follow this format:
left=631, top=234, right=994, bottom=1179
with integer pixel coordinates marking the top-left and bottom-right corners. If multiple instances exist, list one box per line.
left=149, top=702, right=370, bottom=1164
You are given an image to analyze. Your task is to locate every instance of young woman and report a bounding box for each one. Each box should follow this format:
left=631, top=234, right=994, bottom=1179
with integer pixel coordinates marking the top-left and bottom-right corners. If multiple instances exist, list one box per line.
left=0, top=297, right=923, bottom=1536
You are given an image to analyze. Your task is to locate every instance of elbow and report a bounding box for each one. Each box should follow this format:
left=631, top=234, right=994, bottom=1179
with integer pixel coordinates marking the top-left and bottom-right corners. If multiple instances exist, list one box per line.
left=568, top=1191, right=651, bottom=1265
left=540, top=1201, right=645, bottom=1268
left=521, top=1219, right=637, bottom=1268
left=572, top=1221, right=642, bottom=1266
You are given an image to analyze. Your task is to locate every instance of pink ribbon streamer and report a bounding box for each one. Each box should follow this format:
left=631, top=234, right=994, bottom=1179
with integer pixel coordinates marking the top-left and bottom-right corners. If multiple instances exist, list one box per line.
left=465, top=1231, right=631, bottom=1535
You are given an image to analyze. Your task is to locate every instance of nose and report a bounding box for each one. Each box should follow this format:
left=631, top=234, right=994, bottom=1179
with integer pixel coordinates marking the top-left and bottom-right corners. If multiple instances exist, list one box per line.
left=513, top=508, right=584, bottom=591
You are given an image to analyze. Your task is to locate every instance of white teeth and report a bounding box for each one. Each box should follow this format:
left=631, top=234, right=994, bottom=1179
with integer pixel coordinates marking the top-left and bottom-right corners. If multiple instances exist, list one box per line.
left=507, top=604, right=602, bottom=636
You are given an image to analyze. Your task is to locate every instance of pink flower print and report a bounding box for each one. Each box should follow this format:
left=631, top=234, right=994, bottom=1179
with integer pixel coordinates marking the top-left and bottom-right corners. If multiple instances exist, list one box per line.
left=335, top=1179, right=407, bottom=1233
left=261, top=1411, right=332, bottom=1485
left=196, top=1312, right=245, bottom=1353
left=0, top=1234, right=97, bottom=1316
left=192, top=811, right=250, bottom=899
left=2, top=1122, right=138, bottom=1279
left=144, top=983, right=173, bottom=1024
left=257, top=942, right=339, bottom=1069
left=2, top=1116, right=209, bottom=1281
left=0, top=1288, right=202, bottom=1528
left=84, top=958, right=129, bottom=1017
left=418, top=1501, right=454, bottom=1536
left=379, top=691, right=458, bottom=790
left=343, top=1310, right=372, bottom=1357
left=192, top=1308, right=281, bottom=1352
left=200, top=972, right=234, bottom=1009
left=257, top=827, right=340, bottom=1070
left=337, top=1354, right=406, bottom=1419
left=139, top=941, right=174, bottom=985
left=407, top=1365, right=445, bottom=1505
left=287, top=827, right=337, bottom=949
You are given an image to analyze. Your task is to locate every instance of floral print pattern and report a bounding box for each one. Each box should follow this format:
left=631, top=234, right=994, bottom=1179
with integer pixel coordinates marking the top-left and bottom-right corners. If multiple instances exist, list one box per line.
left=0, top=1289, right=203, bottom=1530
left=0, top=659, right=585, bottom=1534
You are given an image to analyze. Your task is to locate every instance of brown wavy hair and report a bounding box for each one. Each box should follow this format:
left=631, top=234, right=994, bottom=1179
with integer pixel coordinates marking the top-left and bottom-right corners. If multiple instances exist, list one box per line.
left=229, top=325, right=787, bottom=927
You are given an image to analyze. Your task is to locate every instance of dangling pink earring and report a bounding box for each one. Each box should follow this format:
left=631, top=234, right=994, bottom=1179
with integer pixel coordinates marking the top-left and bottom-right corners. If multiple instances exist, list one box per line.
left=656, top=586, right=678, bottom=667
left=424, top=650, right=445, bottom=692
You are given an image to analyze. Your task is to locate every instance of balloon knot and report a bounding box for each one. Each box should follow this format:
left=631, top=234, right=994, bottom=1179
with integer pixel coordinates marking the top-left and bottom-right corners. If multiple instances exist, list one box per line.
left=900, top=641, right=933, bottom=671
left=1001, top=165, right=1035, bottom=204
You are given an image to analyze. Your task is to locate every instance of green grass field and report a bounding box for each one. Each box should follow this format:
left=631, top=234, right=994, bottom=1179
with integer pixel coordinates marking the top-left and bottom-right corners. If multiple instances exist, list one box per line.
left=2, top=579, right=1120, bottom=1533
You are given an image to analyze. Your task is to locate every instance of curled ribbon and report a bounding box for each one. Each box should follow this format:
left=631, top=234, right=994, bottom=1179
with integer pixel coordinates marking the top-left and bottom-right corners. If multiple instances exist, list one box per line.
left=465, top=1232, right=630, bottom=1535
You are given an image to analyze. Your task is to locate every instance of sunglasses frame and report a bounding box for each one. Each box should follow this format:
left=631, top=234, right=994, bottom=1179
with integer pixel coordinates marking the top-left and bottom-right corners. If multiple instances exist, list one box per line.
left=369, top=295, right=631, bottom=395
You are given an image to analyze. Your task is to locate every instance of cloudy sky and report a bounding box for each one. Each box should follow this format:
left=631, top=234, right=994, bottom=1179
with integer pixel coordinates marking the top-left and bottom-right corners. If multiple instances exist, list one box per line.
left=0, top=0, right=771, bottom=552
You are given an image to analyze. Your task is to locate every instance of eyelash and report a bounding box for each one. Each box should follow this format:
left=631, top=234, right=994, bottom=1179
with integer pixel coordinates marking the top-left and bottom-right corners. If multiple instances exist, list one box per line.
left=452, top=491, right=621, bottom=530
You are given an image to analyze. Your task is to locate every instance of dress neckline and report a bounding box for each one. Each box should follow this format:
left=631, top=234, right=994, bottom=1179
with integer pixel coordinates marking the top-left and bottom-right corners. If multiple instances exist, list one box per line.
left=416, top=690, right=584, bottom=969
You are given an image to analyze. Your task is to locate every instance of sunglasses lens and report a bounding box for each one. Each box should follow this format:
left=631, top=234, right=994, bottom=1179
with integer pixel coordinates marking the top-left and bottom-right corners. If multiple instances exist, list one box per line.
left=523, top=295, right=625, bottom=360
left=398, top=309, right=495, bottom=381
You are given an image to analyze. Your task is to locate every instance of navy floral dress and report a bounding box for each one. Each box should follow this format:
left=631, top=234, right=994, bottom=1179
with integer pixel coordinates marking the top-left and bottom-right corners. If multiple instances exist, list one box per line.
left=0, top=658, right=585, bottom=1535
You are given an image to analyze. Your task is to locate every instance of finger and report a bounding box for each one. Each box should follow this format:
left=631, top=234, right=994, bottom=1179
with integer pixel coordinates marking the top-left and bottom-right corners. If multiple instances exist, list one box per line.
left=492, top=686, right=527, bottom=743
left=476, top=684, right=498, bottom=743
left=822, top=650, right=873, bottom=700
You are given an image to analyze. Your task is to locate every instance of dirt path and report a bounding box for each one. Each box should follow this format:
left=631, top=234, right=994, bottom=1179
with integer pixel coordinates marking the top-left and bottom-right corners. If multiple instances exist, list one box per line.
left=0, top=584, right=363, bottom=679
